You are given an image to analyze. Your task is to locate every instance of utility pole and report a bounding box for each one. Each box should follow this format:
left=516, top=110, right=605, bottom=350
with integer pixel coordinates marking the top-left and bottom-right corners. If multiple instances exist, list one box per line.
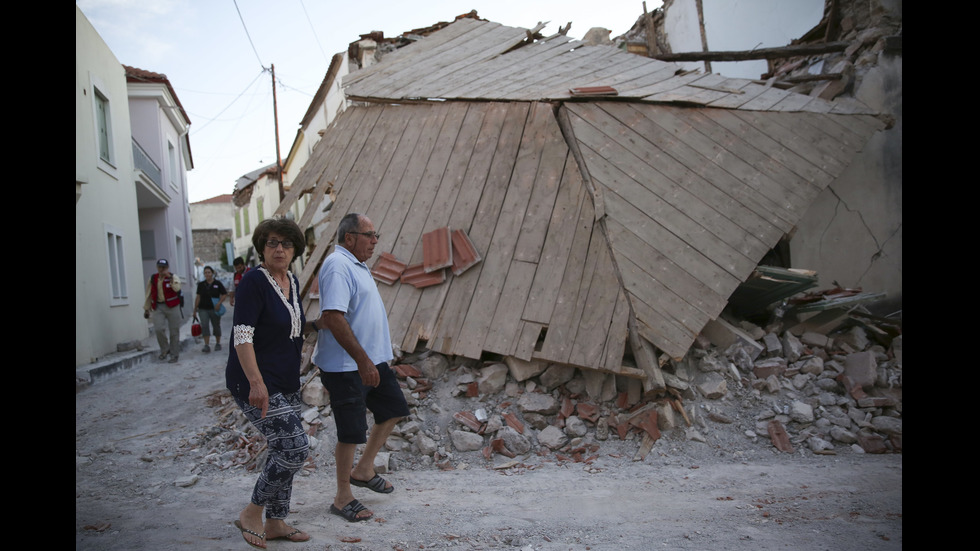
left=271, top=63, right=284, bottom=200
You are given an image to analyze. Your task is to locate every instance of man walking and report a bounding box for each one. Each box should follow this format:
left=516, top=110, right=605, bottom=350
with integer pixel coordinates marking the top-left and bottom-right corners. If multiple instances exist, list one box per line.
left=143, top=258, right=183, bottom=363
left=313, top=213, right=409, bottom=523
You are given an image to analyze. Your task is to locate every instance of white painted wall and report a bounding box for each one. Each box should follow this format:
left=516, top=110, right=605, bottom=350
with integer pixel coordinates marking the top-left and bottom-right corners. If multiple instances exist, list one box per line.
left=663, top=0, right=825, bottom=79
left=76, top=6, right=148, bottom=364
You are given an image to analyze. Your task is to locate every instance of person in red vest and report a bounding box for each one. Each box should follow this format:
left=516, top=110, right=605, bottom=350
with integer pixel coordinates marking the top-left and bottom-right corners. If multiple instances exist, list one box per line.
left=143, top=258, right=183, bottom=363
left=229, top=256, right=249, bottom=307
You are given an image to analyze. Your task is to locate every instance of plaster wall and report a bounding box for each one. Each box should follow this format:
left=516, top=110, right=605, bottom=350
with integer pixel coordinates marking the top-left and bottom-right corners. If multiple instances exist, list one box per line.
left=790, top=52, right=902, bottom=309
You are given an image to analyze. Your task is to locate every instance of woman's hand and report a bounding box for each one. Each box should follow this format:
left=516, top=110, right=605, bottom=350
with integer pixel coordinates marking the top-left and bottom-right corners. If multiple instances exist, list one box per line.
left=248, top=380, right=270, bottom=418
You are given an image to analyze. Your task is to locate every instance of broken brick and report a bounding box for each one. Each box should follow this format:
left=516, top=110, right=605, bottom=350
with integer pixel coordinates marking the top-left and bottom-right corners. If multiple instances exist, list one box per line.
left=502, top=412, right=524, bottom=434
left=767, top=420, right=794, bottom=453
left=392, top=364, right=423, bottom=378
left=560, top=396, right=575, bottom=419
left=576, top=403, right=599, bottom=423
left=628, top=409, right=661, bottom=441
left=857, top=432, right=888, bottom=454
left=453, top=411, right=483, bottom=432
left=490, top=438, right=516, bottom=458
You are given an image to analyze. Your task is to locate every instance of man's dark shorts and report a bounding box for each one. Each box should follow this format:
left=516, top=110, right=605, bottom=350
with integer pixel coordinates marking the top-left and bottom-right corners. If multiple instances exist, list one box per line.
left=318, top=362, right=410, bottom=444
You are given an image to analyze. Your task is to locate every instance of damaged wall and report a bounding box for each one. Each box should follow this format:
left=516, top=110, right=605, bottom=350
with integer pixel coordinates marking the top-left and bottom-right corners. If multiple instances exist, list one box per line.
left=790, top=48, right=902, bottom=309
left=649, top=0, right=902, bottom=310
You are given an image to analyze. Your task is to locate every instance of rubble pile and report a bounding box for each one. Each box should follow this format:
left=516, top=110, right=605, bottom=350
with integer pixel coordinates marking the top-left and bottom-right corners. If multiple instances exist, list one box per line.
left=188, top=297, right=901, bottom=475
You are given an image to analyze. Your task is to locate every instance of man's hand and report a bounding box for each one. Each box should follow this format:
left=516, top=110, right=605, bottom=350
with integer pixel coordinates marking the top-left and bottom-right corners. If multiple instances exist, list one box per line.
left=357, top=360, right=380, bottom=387
left=143, top=310, right=150, bottom=319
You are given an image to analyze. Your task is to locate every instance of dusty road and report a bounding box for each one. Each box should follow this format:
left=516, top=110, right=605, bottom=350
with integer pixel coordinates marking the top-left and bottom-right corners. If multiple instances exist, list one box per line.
left=76, top=329, right=902, bottom=551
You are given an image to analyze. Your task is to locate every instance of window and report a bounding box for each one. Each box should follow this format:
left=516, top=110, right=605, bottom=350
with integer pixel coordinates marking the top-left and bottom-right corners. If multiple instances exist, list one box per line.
left=168, top=141, right=177, bottom=188
left=94, top=88, right=112, bottom=164
left=257, top=197, right=265, bottom=221
left=105, top=224, right=128, bottom=303
left=140, top=230, right=156, bottom=260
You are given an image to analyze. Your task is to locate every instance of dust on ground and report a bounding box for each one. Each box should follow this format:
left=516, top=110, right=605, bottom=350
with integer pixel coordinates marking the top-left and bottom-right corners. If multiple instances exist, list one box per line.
left=76, top=321, right=902, bottom=551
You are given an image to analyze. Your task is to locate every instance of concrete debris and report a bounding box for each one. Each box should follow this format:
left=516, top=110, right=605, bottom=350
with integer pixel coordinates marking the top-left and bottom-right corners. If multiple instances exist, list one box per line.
left=185, top=296, right=900, bottom=477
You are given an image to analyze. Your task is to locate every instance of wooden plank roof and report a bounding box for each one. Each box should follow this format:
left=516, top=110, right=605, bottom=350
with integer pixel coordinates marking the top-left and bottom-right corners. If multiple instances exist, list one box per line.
left=344, top=18, right=876, bottom=115
left=280, top=16, right=888, bottom=375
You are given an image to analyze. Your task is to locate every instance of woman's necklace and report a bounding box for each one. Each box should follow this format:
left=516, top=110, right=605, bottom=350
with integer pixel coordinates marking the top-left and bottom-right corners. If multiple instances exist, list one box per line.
left=258, top=266, right=302, bottom=338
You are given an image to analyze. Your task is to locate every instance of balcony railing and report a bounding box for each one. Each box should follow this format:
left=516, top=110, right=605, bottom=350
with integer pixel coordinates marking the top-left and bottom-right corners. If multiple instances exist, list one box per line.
left=132, top=138, right=161, bottom=186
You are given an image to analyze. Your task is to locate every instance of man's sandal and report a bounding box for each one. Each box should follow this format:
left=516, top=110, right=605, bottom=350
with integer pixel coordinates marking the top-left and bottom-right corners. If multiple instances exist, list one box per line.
left=350, top=473, right=394, bottom=494
left=329, top=499, right=372, bottom=522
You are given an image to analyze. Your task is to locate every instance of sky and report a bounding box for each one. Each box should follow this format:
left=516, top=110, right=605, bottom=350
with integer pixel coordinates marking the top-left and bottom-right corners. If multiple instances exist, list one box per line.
left=78, top=0, right=659, bottom=203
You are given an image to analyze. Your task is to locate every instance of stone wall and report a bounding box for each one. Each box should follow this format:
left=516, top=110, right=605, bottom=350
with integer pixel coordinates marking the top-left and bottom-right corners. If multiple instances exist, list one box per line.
left=192, top=229, right=232, bottom=266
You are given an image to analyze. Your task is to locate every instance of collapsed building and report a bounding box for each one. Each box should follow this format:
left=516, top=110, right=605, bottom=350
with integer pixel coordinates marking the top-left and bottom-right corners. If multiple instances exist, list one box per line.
left=218, top=5, right=900, bottom=462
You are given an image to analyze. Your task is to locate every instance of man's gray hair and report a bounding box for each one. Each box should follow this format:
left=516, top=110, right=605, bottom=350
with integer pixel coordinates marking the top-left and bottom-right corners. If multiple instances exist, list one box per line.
left=336, top=213, right=363, bottom=244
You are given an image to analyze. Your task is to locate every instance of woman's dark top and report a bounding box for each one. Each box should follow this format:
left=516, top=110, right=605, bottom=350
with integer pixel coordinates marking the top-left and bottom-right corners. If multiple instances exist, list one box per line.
left=196, top=279, right=227, bottom=310
left=225, top=267, right=306, bottom=400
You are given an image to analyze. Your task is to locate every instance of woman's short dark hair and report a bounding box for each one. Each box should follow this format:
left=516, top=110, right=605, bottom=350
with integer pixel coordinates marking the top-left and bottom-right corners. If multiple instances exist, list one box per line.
left=252, top=218, right=306, bottom=262
left=203, top=265, right=215, bottom=274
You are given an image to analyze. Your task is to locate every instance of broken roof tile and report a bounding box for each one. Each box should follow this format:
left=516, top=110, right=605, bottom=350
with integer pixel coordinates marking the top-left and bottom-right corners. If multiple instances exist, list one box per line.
left=400, top=263, right=446, bottom=289
left=371, top=252, right=408, bottom=285
left=450, top=228, right=481, bottom=276
left=422, top=226, right=453, bottom=273
left=569, top=85, right=618, bottom=96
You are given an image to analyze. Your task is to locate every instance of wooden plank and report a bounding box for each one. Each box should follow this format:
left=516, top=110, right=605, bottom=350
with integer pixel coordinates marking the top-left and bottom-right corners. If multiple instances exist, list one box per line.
left=510, top=47, right=625, bottom=99
left=397, top=103, right=478, bottom=350
left=428, top=103, right=517, bottom=353
left=603, top=216, right=728, bottom=316
left=439, top=35, right=577, bottom=98
left=623, top=103, right=808, bottom=225
left=629, top=288, right=699, bottom=361
left=431, top=102, right=531, bottom=357
left=513, top=117, right=568, bottom=263
left=600, top=287, right=631, bottom=373
left=666, top=106, right=823, bottom=207
left=614, top=242, right=714, bottom=343
left=497, top=47, right=618, bottom=99
left=701, top=108, right=835, bottom=187
left=454, top=102, right=550, bottom=359
left=734, top=110, right=850, bottom=178
left=580, top=139, right=761, bottom=278
left=483, top=259, right=537, bottom=355
left=522, top=157, right=589, bottom=323
left=394, top=25, right=532, bottom=98
left=374, top=105, right=455, bottom=348
left=600, top=186, right=742, bottom=298
left=534, top=195, right=598, bottom=364
left=626, top=307, right=666, bottom=393
left=344, top=18, right=485, bottom=90
left=356, top=22, right=506, bottom=99
left=513, top=320, right=545, bottom=362
left=593, top=102, right=788, bottom=243
left=567, top=239, right=622, bottom=369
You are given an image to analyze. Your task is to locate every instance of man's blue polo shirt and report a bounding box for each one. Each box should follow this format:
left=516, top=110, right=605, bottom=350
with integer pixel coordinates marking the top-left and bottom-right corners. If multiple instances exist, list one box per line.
left=313, top=245, right=393, bottom=372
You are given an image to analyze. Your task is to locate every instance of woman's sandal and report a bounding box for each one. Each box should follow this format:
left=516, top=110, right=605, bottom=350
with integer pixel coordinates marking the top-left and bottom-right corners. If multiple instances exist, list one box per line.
left=234, top=519, right=266, bottom=549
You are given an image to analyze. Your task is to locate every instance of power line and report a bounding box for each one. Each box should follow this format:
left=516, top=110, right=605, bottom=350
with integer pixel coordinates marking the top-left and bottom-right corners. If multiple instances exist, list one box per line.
left=189, top=69, right=267, bottom=135
left=233, top=0, right=265, bottom=68
left=299, top=0, right=331, bottom=65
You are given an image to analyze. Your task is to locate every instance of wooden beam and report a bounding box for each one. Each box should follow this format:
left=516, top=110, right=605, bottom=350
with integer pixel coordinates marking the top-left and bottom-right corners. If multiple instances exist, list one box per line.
left=654, top=41, right=849, bottom=63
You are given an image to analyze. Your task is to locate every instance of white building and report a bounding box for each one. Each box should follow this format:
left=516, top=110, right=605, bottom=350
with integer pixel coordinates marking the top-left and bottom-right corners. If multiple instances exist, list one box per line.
left=76, top=5, right=195, bottom=365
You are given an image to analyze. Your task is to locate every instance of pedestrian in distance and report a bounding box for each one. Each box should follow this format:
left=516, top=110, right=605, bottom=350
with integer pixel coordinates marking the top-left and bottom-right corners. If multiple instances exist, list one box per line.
left=230, top=256, right=250, bottom=307
left=193, top=265, right=228, bottom=353
left=314, top=212, right=410, bottom=523
left=226, top=217, right=322, bottom=548
left=143, top=258, right=182, bottom=363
